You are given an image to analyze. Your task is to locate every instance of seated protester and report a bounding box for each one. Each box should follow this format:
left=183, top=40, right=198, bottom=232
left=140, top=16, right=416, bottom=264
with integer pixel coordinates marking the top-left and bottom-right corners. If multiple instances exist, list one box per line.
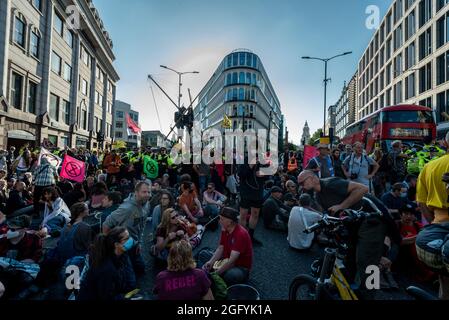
left=179, top=174, right=199, bottom=197
left=36, top=187, right=71, bottom=250
left=83, top=176, right=96, bottom=199
left=203, top=182, right=227, bottom=219
left=261, top=186, right=290, bottom=231
left=107, top=175, right=120, bottom=192
left=285, top=180, right=300, bottom=202
left=151, top=190, right=175, bottom=237
left=89, top=182, right=108, bottom=210
left=0, top=179, right=8, bottom=213
left=35, top=203, right=93, bottom=288
left=392, top=204, right=435, bottom=282
left=203, top=208, right=253, bottom=286
left=178, top=182, right=204, bottom=223
left=63, top=183, right=86, bottom=210
left=154, top=240, right=213, bottom=300
left=283, top=192, right=298, bottom=209
left=147, top=180, right=161, bottom=217
left=57, top=178, right=74, bottom=196
left=263, top=180, right=274, bottom=202
left=403, top=174, right=418, bottom=202
left=152, top=208, right=203, bottom=261
left=5, top=181, right=32, bottom=216
left=0, top=212, right=7, bottom=235
left=287, top=194, right=322, bottom=250
left=380, top=182, right=409, bottom=220
left=78, top=227, right=137, bottom=301
left=0, top=215, right=42, bottom=300
left=119, top=178, right=134, bottom=200
left=97, top=191, right=122, bottom=223
left=161, top=174, right=170, bottom=189
left=22, top=172, right=33, bottom=188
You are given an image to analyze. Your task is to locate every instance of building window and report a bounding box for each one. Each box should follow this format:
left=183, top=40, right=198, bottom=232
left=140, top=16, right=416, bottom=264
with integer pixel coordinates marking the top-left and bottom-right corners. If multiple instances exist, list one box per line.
left=10, top=72, right=23, bottom=109
left=51, top=51, right=61, bottom=75
left=232, top=72, right=238, bottom=84
left=232, top=53, right=238, bottom=66
left=418, top=27, right=432, bottom=60
left=246, top=53, right=252, bottom=67
left=49, top=94, right=59, bottom=121
left=386, top=63, right=392, bottom=85
left=81, top=46, right=90, bottom=66
left=54, top=12, right=63, bottom=36
left=386, top=88, right=392, bottom=105
left=395, top=0, right=403, bottom=24
left=405, top=10, right=416, bottom=41
left=386, top=11, right=392, bottom=34
left=107, top=101, right=111, bottom=113
left=386, top=37, right=392, bottom=61
left=65, top=30, right=73, bottom=47
left=116, top=111, right=124, bottom=118
left=394, top=53, right=402, bottom=78
left=405, top=73, right=416, bottom=99
left=116, top=121, right=123, bottom=129
left=436, top=13, right=449, bottom=48
left=28, top=81, right=37, bottom=114
left=419, top=62, right=432, bottom=93
left=437, top=53, right=446, bottom=85
left=48, top=135, right=58, bottom=147
left=394, top=24, right=403, bottom=51
left=82, top=110, right=87, bottom=130
left=63, top=100, right=70, bottom=125
left=14, top=16, right=25, bottom=47
left=115, top=132, right=123, bottom=138
left=419, top=0, right=432, bottom=28
left=81, top=79, right=88, bottom=96
left=63, top=63, right=72, bottom=82
left=61, top=136, right=68, bottom=148
left=30, top=31, right=40, bottom=58
left=405, top=42, right=415, bottom=70
left=32, top=0, right=42, bottom=11
left=437, top=0, right=449, bottom=12
left=239, top=72, right=245, bottom=84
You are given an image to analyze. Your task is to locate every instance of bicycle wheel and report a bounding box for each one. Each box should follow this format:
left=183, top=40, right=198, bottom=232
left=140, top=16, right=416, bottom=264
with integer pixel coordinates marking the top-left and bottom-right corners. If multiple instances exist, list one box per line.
left=289, top=275, right=319, bottom=300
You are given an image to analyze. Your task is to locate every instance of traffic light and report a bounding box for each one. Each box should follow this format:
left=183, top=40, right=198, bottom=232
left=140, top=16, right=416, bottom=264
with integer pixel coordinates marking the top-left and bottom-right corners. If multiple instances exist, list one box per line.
left=174, top=111, right=182, bottom=129
left=97, top=131, right=105, bottom=143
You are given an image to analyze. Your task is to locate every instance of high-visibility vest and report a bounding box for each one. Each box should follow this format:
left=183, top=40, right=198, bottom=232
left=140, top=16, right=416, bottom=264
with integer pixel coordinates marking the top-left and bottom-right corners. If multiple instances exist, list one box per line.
left=288, top=157, right=298, bottom=172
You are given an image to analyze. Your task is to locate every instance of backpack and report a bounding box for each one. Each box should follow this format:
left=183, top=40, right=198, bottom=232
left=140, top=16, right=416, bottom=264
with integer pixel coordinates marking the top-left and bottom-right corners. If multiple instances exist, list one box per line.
left=208, top=272, right=228, bottom=300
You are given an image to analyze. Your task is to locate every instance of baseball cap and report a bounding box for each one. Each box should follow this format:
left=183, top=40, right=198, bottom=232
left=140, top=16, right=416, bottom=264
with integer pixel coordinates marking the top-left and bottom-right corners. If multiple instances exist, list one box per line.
left=270, top=186, right=283, bottom=194
left=220, top=207, right=239, bottom=222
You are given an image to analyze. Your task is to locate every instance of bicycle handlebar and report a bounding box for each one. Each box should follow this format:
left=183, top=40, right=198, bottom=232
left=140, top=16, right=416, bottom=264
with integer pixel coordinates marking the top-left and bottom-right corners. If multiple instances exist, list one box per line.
left=304, top=208, right=383, bottom=234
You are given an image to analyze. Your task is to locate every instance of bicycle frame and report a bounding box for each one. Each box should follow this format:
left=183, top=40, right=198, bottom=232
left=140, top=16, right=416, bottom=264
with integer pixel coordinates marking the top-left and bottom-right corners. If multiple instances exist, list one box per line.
left=315, top=248, right=358, bottom=300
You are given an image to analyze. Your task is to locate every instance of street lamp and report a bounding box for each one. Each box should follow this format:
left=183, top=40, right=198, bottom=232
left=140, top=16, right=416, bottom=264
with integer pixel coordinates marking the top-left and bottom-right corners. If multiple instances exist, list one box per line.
left=160, top=65, right=199, bottom=109
left=301, top=51, right=352, bottom=135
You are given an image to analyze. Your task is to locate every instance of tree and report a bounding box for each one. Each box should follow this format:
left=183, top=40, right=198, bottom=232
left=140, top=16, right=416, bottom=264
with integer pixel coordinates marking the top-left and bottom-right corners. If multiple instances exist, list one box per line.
left=287, top=142, right=298, bottom=151
left=308, top=129, right=323, bottom=145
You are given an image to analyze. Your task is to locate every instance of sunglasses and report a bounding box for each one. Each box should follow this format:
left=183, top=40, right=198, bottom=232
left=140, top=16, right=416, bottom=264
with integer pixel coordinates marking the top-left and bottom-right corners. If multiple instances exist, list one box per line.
left=171, top=214, right=179, bottom=219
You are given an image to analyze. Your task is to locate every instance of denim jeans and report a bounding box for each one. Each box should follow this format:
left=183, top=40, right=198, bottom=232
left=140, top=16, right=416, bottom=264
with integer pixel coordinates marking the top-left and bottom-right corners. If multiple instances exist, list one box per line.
left=222, top=267, right=250, bottom=286
left=205, top=204, right=220, bottom=218
left=198, top=176, right=208, bottom=193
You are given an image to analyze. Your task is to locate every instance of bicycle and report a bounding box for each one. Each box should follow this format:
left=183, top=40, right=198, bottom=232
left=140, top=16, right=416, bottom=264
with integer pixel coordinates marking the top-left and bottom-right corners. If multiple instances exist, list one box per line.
left=288, top=204, right=383, bottom=300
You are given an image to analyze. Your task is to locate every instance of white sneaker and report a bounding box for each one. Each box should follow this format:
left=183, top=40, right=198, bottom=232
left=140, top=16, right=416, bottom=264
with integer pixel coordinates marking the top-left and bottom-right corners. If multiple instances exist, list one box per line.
left=197, top=225, right=205, bottom=232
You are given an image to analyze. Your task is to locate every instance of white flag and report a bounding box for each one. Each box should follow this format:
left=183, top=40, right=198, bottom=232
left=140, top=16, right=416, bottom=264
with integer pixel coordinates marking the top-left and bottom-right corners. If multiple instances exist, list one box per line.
left=38, top=147, right=62, bottom=168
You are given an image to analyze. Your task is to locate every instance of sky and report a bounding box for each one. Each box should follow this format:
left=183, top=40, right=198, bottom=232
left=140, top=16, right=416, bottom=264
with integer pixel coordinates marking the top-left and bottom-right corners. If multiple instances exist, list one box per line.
left=94, top=0, right=391, bottom=144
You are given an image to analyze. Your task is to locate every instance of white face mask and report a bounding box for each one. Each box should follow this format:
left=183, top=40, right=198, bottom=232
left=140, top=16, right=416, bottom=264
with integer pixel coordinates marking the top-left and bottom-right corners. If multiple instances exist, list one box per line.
left=6, top=230, right=21, bottom=240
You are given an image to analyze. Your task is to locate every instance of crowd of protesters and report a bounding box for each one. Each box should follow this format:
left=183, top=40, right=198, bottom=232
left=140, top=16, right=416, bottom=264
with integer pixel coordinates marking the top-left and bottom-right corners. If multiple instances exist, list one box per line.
left=0, top=134, right=448, bottom=300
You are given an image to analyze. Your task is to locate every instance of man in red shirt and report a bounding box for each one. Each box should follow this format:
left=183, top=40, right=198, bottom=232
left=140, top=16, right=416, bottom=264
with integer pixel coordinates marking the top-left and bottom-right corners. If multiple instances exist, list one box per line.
left=203, top=207, right=253, bottom=286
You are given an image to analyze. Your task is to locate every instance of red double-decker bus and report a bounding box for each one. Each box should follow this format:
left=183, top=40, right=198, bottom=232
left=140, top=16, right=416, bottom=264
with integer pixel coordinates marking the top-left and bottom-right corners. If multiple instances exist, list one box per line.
left=341, top=105, right=436, bottom=153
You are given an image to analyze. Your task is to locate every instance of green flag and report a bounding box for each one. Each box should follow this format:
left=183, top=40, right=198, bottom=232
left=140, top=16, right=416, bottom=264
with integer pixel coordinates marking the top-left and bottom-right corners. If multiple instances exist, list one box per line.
left=143, top=155, right=159, bottom=179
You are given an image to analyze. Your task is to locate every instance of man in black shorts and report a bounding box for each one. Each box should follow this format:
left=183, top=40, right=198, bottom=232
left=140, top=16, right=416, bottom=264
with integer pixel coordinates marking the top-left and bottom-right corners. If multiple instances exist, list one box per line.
left=238, top=163, right=265, bottom=246
left=297, top=170, right=389, bottom=299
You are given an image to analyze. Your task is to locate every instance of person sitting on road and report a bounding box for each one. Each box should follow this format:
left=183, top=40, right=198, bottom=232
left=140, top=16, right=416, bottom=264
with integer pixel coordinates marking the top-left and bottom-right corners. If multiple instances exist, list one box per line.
left=287, top=194, right=322, bottom=250
left=152, top=208, right=203, bottom=261
left=89, top=182, right=108, bottom=210
left=381, top=182, right=410, bottom=220
left=154, top=239, right=214, bottom=300
left=36, top=187, right=71, bottom=250
left=62, top=183, right=86, bottom=210
left=392, top=204, right=435, bottom=283
left=0, top=215, right=42, bottom=300
left=261, top=186, right=290, bottom=231
left=97, top=191, right=122, bottom=225
left=203, top=182, right=226, bottom=220
left=5, top=181, right=32, bottom=216
left=178, top=182, right=204, bottom=224
left=283, top=192, right=298, bottom=209
left=203, top=207, right=253, bottom=286
left=285, top=180, right=300, bottom=202
left=150, top=190, right=175, bottom=238
left=78, top=227, right=137, bottom=301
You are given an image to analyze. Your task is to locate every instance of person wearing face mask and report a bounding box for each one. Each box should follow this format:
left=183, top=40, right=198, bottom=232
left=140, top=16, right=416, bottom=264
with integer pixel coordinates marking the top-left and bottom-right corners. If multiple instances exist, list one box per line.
left=0, top=215, right=42, bottom=300
left=78, top=227, right=137, bottom=300
left=102, top=182, right=151, bottom=276
left=381, top=183, right=410, bottom=221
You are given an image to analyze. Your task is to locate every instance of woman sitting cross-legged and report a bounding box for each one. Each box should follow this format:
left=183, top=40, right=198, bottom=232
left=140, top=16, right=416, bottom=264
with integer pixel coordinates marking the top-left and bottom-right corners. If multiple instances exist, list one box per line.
left=151, top=208, right=203, bottom=262
left=154, top=239, right=214, bottom=300
left=77, top=227, right=137, bottom=300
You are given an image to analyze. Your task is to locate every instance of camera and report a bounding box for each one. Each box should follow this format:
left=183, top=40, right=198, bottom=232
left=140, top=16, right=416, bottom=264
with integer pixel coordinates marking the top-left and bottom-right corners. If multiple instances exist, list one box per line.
left=350, top=173, right=358, bottom=180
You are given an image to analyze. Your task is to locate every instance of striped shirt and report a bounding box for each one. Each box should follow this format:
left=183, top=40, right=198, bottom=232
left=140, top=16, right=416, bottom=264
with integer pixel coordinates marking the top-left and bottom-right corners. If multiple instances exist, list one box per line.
left=34, top=164, right=58, bottom=186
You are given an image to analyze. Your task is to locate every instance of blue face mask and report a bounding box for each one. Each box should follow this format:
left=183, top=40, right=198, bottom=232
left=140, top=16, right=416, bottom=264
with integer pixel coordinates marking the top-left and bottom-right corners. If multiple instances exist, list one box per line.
left=122, top=237, right=135, bottom=251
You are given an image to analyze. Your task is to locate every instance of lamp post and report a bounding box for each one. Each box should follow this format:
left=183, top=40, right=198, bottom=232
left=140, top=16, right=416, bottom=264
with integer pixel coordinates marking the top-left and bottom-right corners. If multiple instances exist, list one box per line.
left=301, top=51, right=352, bottom=136
left=160, top=65, right=199, bottom=109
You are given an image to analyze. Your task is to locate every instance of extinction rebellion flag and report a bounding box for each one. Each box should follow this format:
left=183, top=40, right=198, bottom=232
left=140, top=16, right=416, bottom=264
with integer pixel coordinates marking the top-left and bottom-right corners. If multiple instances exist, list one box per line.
left=60, top=155, right=86, bottom=183
left=143, top=155, right=159, bottom=179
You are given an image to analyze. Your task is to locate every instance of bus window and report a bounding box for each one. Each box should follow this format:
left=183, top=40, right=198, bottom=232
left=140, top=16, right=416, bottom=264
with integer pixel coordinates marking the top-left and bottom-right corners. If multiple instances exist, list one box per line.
left=381, top=110, right=433, bottom=123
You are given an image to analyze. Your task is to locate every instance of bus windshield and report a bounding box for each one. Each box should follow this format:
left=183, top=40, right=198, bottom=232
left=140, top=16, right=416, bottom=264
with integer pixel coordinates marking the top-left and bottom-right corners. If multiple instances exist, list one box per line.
left=381, top=110, right=434, bottom=123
